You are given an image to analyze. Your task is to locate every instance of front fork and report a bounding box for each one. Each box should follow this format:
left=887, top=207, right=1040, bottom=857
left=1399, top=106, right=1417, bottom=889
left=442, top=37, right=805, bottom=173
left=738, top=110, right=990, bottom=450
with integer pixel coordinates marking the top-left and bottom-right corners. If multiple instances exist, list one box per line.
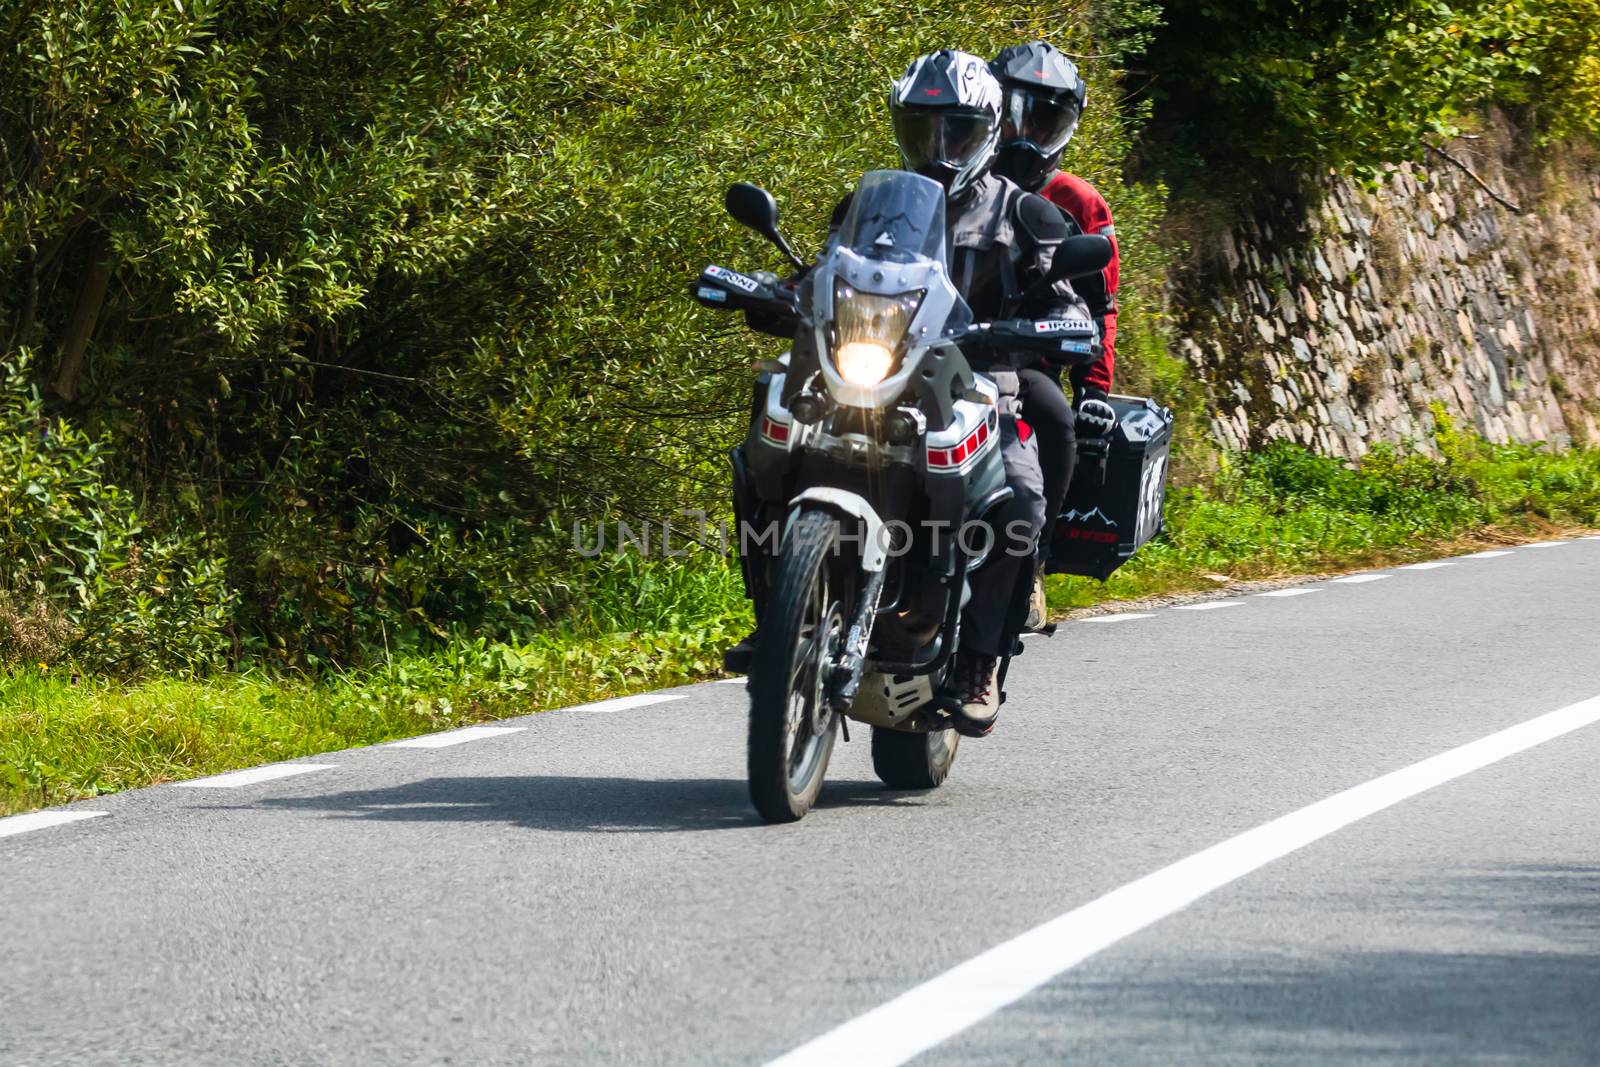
left=825, top=563, right=886, bottom=712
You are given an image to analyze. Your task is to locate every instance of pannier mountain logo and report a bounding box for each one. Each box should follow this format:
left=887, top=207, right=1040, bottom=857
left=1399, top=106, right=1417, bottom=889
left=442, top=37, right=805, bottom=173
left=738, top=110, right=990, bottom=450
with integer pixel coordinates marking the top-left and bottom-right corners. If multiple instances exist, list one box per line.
left=1059, top=505, right=1119, bottom=545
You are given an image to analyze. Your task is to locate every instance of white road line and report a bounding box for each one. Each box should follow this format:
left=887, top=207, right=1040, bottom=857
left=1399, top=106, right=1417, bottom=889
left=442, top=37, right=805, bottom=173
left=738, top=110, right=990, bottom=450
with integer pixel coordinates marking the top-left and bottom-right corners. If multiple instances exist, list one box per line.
left=1462, top=550, right=1513, bottom=558
left=1172, top=601, right=1243, bottom=611
left=1255, top=588, right=1321, bottom=598
left=1527, top=541, right=1570, bottom=549
left=0, top=809, right=109, bottom=840
left=765, top=691, right=1600, bottom=1067
left=565, top=693, right=684, bottom=713
left=173, top=763, right=337, bottom=789
left=1401, top=560, right=1456, bottom=570
left=387, top=726, right=525, bottom=749
left=1329, top=573, right=1390, bottom=584
left=1079, top=613, right=1154, bottom=624
left=715, top=676, right=748, bottom=685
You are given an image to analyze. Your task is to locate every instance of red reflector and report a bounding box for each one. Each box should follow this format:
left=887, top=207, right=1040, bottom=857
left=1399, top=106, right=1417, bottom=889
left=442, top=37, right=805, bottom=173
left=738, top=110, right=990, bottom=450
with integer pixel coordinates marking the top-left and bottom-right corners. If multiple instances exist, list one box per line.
left=976, top=422, right=989, bottom=445
left=952, top=441, right=968, bottom=463
left=927, top=448, right=949, bottom=466
left=763, top=417, right=789, bottom=442
left=1016, top=418, right=1033, bottom=444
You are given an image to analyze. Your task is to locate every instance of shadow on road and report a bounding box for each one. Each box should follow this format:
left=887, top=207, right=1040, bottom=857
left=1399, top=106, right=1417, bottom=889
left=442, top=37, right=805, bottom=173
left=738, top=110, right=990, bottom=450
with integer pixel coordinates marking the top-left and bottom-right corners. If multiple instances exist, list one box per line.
left=970, top=863, right=1600, bottom=1066
left=251, top=774, right=933, bottom=833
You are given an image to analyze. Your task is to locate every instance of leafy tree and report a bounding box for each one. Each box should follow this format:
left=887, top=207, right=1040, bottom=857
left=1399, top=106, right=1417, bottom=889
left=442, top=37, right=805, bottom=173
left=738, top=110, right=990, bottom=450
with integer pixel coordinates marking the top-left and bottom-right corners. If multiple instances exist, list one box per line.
left=1, top=0, right=1171, bottom=668
left=1133, top=0, right=1549, bottom=177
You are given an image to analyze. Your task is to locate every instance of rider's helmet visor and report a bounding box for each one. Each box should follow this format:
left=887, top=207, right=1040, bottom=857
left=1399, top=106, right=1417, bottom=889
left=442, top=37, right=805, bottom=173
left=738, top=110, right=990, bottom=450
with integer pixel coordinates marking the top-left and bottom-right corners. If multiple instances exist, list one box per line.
left=892, top=110, right=997, bottom=171
left=999, top=88, right=1079, bottom=154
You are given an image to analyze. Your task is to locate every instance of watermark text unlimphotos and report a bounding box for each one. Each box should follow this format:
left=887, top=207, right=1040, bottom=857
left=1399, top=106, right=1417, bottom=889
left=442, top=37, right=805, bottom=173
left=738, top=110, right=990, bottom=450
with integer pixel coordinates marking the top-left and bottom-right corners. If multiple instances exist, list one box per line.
left=573, top=511, right=1036, bottom=560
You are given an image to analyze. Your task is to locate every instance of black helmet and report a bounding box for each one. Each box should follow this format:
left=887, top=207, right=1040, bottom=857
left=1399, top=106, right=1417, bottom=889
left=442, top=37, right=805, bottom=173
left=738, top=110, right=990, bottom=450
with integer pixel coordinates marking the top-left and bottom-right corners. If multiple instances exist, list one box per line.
left=989, top=41, right=1087, bottom=192
left=889, top=50, right=1004, bottom=200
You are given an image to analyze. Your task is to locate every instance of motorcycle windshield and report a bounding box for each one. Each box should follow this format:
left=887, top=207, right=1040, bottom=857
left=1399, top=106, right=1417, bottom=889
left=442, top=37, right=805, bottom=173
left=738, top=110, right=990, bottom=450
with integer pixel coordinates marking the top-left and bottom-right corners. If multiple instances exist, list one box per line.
left=836, top=170, right=947, bottom=266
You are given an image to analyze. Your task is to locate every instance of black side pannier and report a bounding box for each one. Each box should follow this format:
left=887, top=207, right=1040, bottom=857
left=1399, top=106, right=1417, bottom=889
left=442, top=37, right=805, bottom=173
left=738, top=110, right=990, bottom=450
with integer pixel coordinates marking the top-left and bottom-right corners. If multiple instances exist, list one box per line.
left=1045, top=394, right=1174, bottom=581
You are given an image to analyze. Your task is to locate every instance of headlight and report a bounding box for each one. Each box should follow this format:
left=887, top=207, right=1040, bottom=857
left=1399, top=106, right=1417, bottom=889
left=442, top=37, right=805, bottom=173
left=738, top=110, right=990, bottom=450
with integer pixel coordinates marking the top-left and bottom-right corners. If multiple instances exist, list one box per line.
left=836, top=341, right=894, bottom=386
left=832, top=282, right=924, bottom=387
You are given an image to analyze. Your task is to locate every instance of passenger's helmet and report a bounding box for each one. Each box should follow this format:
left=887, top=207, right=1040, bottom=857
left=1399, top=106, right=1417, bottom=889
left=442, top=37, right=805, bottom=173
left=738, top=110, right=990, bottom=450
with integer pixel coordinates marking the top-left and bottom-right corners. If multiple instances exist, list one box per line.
left=889, top=50, right=1004, bottom=201
left=990, top=41, right=1087, bottom=192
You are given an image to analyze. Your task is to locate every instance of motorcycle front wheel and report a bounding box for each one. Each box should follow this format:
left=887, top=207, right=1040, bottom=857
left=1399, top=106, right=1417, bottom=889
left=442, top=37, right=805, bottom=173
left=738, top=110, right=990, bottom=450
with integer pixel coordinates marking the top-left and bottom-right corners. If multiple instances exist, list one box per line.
left=748, top=509, right=843, bottom=823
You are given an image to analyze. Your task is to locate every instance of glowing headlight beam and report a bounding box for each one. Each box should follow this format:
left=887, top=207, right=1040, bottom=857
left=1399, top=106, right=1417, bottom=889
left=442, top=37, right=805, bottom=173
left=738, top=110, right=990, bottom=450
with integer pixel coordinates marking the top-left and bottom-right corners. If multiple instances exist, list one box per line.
left=836, top=341, right=895, bottom=386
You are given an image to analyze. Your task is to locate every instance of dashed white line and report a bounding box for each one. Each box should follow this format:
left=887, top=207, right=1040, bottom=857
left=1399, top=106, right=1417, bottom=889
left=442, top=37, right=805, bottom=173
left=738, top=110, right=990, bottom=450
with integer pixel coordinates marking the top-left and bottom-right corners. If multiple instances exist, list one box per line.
left=764, top=691, right=1600, bottom=1067
left=1079, top=613, right=1154, bottom=624
left=1329, top=573, right=1391, bottom=584
left=1173, top=601, right=1244, bottom=611
left=1463, top=550, right=1513, bottom=558
left=0, top=809, right=109, bottom=840
left=1527, top=541, right=1570, bottom=549
left=1401, top=560, right=1456, bottom=570
left=173, top=764, right=337, bottom=789
left=387, top=726, right=525, bottom=749
left=1255, top=588, right=1321, bottom=598
left=566, top=693, right=684, bottom=713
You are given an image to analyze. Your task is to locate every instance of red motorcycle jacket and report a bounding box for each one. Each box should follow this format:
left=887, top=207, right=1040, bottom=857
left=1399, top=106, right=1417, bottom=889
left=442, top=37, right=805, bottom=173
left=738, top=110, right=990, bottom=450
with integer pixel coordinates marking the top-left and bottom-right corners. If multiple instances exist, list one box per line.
left=1041, top=172, right=1118, bottom=396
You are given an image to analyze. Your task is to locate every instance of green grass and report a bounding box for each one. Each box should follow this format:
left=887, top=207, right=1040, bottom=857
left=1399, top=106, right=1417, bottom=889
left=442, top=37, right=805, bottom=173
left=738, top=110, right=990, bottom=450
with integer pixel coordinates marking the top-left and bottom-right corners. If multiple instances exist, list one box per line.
left=0, top=612, right=747, bottom=815
left=1050, top=432, right=1600, bottom=610
left=5, top=431, right=1599, bottom=816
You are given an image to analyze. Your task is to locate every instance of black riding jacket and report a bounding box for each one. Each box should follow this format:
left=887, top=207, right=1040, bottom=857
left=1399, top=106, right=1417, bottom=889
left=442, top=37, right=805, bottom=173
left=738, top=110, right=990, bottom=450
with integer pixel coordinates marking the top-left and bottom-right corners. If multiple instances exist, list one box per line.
left=764, top=173, right=1092, bottom=391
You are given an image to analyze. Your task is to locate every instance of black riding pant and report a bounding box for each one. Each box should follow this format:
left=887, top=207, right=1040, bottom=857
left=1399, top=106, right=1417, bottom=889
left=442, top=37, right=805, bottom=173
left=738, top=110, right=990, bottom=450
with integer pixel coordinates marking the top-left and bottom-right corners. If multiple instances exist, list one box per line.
left=1018, top=367, right=1077, bottom=557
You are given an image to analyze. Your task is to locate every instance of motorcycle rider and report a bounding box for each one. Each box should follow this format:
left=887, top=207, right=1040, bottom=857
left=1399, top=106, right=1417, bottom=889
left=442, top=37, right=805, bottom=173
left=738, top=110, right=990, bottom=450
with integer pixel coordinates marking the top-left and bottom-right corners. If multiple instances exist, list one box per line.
left=724, top=49, right=1096, bottom=735
left=990, top=41, right=1121, bottom=622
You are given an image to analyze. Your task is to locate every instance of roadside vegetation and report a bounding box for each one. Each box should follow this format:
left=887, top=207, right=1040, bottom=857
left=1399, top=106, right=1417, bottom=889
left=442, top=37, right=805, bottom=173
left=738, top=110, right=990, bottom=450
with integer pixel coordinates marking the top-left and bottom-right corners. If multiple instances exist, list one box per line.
left=7, top=423, right=1598, bottom=815
left=6, top=2, right=1600, bottom=813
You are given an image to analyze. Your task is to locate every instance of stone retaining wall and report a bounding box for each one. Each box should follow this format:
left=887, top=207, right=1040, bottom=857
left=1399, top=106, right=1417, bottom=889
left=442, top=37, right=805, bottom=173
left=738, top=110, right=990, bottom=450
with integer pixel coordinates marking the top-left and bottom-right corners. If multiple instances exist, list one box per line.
left=1176, top=114, right=1600, bottom=457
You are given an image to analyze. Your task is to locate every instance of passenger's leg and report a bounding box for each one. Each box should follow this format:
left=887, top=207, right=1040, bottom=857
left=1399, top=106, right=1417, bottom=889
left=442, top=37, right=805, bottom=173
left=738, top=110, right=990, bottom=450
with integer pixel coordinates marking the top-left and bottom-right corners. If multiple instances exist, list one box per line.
left=1018, top=368, right=1077, bottom=554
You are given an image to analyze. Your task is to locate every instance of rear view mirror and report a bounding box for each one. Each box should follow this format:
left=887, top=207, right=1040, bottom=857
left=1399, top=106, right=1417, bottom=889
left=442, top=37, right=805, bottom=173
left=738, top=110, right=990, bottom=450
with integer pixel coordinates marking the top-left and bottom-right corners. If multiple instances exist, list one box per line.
left=1047, top=234, right=1114, bottom=283
left=725, top=183, right=805, bottom=271
left=725, top=183, right=781, bottom=237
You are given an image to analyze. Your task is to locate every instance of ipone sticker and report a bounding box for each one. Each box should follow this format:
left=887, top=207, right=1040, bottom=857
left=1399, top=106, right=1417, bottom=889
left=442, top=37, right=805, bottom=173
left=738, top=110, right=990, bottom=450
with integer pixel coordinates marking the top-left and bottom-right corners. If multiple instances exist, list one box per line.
left=1033, top=317, right=1094, bottom=335
left=706, top=266, right=760, bottom=293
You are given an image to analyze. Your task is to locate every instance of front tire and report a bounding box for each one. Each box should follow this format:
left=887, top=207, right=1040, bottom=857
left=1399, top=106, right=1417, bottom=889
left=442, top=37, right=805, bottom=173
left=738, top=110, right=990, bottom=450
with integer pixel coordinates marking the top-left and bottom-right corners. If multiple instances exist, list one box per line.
left=871, top=726, right=959, bottom=790
left=748, top=509, right=843, bottom=823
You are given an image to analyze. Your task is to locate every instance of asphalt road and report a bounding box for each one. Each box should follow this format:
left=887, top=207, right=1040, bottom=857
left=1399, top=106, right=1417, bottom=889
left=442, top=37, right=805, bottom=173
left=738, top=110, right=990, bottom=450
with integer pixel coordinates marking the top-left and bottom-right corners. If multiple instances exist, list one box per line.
left=3, top=537, right=1600, bottom=1066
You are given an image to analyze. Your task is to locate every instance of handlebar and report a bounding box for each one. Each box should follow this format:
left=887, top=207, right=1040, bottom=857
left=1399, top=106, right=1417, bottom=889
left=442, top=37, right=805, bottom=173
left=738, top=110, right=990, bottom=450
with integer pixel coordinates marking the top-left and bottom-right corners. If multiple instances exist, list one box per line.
left=690, top=265, right=1100, bottom=364
left=690, top=265, right=798, bottom=314
left=957, top=317, right=1102, bottom=365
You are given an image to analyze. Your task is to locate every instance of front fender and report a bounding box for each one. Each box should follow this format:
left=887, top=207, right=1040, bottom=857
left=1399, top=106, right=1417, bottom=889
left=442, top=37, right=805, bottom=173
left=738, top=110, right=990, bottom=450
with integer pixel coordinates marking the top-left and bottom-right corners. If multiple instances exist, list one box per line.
left=786, top=488, right=888, bottom=573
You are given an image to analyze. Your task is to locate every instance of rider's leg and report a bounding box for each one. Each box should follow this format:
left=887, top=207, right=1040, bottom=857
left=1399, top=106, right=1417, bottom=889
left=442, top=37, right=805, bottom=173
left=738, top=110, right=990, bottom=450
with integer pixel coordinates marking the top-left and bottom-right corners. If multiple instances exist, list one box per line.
left=952, top=416, right=1046, bottom=733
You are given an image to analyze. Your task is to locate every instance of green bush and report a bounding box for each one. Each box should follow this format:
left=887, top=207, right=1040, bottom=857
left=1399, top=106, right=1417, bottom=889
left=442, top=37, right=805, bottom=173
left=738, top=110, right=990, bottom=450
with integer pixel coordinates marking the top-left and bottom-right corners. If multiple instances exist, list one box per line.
left=0, top=353, right=134, bottom=616
left=0, top=352, right=236, bottom=672
left=1, top=0, right=1172, bottom=668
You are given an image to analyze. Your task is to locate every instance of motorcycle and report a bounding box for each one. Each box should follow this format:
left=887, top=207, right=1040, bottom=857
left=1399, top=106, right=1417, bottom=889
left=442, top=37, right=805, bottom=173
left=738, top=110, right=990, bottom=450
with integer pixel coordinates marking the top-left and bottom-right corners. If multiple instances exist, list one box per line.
left=692, top=170, right=1112, bottom=822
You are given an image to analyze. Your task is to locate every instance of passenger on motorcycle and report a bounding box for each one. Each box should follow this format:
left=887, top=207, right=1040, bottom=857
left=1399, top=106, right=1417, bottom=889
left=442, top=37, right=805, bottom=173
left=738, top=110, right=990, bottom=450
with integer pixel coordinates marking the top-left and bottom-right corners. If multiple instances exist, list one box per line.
left=990, top=41, right=1121, bottom=623
left=724, top=49, right=1096, bottom=736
